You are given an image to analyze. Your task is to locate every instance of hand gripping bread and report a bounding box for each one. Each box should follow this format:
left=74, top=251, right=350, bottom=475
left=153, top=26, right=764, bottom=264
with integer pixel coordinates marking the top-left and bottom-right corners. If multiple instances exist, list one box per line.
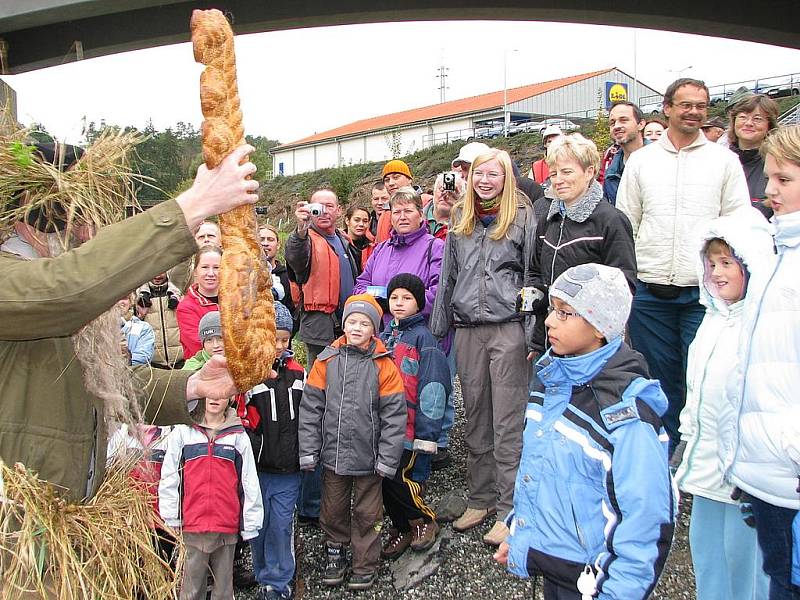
left=191, top=9, right=275, bottom=391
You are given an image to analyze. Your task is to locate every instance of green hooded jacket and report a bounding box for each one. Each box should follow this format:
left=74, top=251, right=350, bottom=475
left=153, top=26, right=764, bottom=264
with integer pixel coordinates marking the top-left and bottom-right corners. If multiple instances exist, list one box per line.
left=0, top=200, right=199, bottom=501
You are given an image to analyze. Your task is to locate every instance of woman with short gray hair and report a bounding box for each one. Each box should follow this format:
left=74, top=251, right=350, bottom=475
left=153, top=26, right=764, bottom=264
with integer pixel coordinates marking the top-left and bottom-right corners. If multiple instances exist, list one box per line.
left=527, top=133, right=637, bottom=356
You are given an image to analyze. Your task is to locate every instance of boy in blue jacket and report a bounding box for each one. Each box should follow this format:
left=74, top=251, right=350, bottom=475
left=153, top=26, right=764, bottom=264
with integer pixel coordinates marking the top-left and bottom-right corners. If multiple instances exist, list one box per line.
left=495, top=263, right=674, bottom=600
left=379, top=274, right=452, bottom=559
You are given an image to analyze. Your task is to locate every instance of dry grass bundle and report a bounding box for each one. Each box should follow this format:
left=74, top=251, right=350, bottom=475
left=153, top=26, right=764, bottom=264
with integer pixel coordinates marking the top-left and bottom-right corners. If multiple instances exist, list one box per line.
left=0, top=125, right=149, bottom=245
left=0, top=460, right=182, bottom=600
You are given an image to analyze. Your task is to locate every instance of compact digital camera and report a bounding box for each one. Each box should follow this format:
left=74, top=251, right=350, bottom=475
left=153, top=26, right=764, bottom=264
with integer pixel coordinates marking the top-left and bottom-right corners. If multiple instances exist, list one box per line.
left=443, top=172, right=457, bottom=192
left=306, top=202, right=325, bottom=217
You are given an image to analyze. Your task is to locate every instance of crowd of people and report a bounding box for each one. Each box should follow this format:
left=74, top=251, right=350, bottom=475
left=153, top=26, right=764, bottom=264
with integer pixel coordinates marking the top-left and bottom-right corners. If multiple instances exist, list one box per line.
left=2, top=77, right=799, bottom=600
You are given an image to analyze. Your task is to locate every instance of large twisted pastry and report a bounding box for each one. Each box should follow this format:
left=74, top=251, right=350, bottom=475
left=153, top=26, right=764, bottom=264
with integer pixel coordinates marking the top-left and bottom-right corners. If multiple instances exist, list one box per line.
left=191, top=9, right=275, bottom=391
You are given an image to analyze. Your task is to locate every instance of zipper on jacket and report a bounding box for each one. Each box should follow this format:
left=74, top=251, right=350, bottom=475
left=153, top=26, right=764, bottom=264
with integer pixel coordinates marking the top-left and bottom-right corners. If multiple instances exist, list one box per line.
left=335, top=349, right=348, bottom=473
left=549, top=218, right=566, bottom=286
left=478, top=225, right=487, bottom=322
left=159, top=300, right=170, bottom=364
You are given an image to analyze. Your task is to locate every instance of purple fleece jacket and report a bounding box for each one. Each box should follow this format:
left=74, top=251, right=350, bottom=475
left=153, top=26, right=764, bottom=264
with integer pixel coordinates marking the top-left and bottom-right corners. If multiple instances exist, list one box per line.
left=354, top=224, right=444, bottom=325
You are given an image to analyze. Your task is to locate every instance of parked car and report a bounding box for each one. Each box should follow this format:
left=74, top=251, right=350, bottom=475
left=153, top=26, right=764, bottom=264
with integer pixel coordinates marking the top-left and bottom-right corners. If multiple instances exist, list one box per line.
left=507, top=120, right=538, bottom=135
left=474, top=122, right=505, bottom=139
left=764, top=78, right=800, bottom=99
left=639, top=100, right=664, bottom=115
left=533, top=119, right=577, bottom=134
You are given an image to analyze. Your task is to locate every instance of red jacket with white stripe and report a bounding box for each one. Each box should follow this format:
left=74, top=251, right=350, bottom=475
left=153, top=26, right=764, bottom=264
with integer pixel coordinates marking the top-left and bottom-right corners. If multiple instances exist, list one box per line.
left=159, top=409, right=263, bottom=540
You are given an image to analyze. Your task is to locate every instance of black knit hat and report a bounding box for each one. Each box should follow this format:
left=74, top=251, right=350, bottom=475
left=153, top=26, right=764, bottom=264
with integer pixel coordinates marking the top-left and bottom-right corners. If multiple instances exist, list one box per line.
left=387, top=273, right=426, bottom=311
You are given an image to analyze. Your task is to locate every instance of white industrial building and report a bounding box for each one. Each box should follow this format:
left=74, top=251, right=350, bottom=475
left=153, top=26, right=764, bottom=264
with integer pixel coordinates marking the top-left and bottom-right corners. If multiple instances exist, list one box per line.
left=271, top=67, right=660, bottom=177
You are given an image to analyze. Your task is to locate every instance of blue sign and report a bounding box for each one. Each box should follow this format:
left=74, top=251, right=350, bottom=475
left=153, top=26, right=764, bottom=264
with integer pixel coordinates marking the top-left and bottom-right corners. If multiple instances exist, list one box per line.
left=605, top=81, right=629, bottom=109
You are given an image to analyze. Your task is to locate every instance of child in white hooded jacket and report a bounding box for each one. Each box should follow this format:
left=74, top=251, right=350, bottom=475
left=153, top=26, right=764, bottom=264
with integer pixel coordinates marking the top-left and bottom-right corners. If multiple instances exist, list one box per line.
left=675, top=209, right=774, bottom=600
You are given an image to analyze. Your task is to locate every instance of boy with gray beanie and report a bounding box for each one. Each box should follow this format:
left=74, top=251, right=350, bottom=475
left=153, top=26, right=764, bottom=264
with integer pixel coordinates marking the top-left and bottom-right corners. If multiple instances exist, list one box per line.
left=495, top=263, right=675, bottom=600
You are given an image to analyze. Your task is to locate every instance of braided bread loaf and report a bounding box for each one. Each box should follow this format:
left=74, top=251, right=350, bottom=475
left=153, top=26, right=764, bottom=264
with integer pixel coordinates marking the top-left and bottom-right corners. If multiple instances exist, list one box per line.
left=191, top=9, right=275, bottom=391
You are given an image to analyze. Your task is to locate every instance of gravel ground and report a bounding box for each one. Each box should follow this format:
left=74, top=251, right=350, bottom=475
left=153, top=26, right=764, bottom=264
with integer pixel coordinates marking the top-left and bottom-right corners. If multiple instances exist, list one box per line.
left=237, top=383, right=696, bottom=600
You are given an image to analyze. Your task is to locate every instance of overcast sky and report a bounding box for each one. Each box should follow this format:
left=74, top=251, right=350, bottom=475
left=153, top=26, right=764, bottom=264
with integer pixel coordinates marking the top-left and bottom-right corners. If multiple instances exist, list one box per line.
left=3, top=20, right=800, bottom=145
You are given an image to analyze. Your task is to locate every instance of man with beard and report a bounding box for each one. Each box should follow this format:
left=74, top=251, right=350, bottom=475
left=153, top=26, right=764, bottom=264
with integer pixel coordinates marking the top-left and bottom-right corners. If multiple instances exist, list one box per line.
left=0, top=141, right=259, bottom=502
left=616, top=78, right=750, bottom=454
left=599, top=101, right=646, bottom=205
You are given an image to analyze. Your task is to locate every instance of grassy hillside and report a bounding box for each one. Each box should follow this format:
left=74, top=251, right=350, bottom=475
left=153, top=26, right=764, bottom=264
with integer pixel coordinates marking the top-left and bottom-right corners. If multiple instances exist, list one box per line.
left=256, top=132, right=551, bottom=227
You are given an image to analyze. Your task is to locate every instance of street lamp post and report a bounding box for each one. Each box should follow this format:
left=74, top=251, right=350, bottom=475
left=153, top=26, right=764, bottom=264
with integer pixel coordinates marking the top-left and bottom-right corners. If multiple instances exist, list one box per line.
left=503, top=48, right=518, bottom=137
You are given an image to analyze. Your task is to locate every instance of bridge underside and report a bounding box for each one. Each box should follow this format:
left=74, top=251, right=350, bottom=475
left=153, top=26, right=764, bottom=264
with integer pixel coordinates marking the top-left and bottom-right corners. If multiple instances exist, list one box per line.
left=0, top=0, right=797, bottom=74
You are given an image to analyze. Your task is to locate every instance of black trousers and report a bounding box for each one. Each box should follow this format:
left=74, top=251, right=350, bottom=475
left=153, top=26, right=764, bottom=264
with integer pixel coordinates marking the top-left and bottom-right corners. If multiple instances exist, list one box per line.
left=382, top=450, right=436, bottom=533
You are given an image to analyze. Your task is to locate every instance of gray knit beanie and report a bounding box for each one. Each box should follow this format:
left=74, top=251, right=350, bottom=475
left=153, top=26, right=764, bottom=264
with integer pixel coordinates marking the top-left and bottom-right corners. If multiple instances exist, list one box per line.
left=549, top=263, right=632, bottom=341
left=274, top=301, right=294, bottom=333
left=198, top=310, right=222, bottom=343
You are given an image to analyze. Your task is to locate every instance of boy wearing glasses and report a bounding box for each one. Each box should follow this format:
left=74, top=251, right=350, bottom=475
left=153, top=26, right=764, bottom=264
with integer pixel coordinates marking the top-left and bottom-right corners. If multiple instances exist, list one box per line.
left=495, top=263, right=674, bottom=600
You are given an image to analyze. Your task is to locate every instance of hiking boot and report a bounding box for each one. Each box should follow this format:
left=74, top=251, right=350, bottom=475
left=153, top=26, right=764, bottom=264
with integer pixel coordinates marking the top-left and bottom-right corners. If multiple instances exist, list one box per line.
left=431, top=448, right=452, bottom=471
left=410, top=518, right=440, bottom=552
left=347, top=571, right=377, bottom=591
left=321, top=542, right=348, bottom=586
left=452, top=507, right=496, bottom=532
left=381, top=529, right=412, bottom=560
left=482, top=520, right=509, bottom=547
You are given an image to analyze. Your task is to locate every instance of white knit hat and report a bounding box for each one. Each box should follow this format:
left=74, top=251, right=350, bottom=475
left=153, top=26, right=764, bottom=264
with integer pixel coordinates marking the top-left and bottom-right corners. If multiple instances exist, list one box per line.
left=549, top=263, right=632, bottom=341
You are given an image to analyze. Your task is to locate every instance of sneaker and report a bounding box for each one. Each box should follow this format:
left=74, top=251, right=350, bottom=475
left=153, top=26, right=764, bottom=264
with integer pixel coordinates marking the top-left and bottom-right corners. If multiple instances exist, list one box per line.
left=347, top=571, right=377, bottom=591
left=255, top=585, right=293, bottom=600
left=431, top=448, right=452, bottom=471
left=452, top=507, right=496, bottom=532
left=381, top=529, right=412, bottom=560
left=410, top=519, right=440, bottom=552
left=321, top=542, right=348, bottom=587
left=482, top=520, right=509, bottom=547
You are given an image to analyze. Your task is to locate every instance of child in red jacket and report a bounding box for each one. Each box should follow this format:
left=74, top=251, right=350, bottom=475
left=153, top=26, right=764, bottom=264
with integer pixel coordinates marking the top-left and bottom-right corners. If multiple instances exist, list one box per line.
left=159, top=394, right=263, bottom=600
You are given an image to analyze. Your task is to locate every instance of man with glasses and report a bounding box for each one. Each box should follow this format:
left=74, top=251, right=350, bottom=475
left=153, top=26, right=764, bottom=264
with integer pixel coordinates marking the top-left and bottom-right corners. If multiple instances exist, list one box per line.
left=616, top=77, right=750, bottom=455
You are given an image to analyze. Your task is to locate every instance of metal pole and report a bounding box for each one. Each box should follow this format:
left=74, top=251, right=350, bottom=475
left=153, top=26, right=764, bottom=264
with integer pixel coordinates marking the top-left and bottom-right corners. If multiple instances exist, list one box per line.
left=503, top=50, right=508, bottom=137
left=633, top=30, right=638, bottom=103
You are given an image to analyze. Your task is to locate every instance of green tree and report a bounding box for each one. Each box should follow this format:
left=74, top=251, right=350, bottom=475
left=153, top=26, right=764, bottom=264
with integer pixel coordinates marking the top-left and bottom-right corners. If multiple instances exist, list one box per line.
left=590, top=92, right=612, bottom=152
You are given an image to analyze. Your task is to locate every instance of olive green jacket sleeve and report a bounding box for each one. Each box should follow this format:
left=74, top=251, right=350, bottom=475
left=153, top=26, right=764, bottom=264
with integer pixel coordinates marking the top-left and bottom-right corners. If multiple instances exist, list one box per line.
left=0, top=200, right=196, bottom=341
left=132, top=365, right=195, bottom=425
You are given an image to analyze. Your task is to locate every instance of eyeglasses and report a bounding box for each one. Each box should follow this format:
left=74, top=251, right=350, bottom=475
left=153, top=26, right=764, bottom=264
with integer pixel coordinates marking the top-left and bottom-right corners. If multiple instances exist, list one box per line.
left=472, top=170, right=505, bottom=181
left=547, top=306, right=580, bottom=321
left=734, top=114, right=768, bottom=125
left=452, top=161, right=469, bottom=169
left=671, top=101, right=708, bottom=111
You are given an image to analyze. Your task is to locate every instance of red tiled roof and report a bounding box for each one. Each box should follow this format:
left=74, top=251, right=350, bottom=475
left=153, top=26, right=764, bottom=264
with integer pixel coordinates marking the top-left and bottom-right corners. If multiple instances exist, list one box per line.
left=276, top=68, right=613, bottom=149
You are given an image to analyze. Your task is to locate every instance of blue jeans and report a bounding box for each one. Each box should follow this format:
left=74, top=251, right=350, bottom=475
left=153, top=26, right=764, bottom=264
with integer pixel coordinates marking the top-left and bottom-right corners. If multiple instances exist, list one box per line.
left=627, top=281, right=704, bottom=452
left=751, top=496, right=800, bottom=600
left=250, top=471, right=301, bottom=593
left=689, top=495, right=769, bottom=600
left=297, top=463, right=321, bottom=519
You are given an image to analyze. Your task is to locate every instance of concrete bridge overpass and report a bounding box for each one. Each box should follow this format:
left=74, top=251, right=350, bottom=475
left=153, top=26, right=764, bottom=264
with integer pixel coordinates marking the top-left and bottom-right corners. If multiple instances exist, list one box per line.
left=0, top=0, right=798, bottom=74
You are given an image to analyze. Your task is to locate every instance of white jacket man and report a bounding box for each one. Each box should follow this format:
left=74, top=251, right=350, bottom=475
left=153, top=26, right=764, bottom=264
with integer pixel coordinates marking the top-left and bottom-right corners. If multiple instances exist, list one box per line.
left=616, top=131, right=750, bottom=286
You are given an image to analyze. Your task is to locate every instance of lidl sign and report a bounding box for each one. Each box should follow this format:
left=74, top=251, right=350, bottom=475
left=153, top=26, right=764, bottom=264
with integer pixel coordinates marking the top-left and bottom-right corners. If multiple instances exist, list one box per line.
left=605, top=82, right=629, bottom=108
